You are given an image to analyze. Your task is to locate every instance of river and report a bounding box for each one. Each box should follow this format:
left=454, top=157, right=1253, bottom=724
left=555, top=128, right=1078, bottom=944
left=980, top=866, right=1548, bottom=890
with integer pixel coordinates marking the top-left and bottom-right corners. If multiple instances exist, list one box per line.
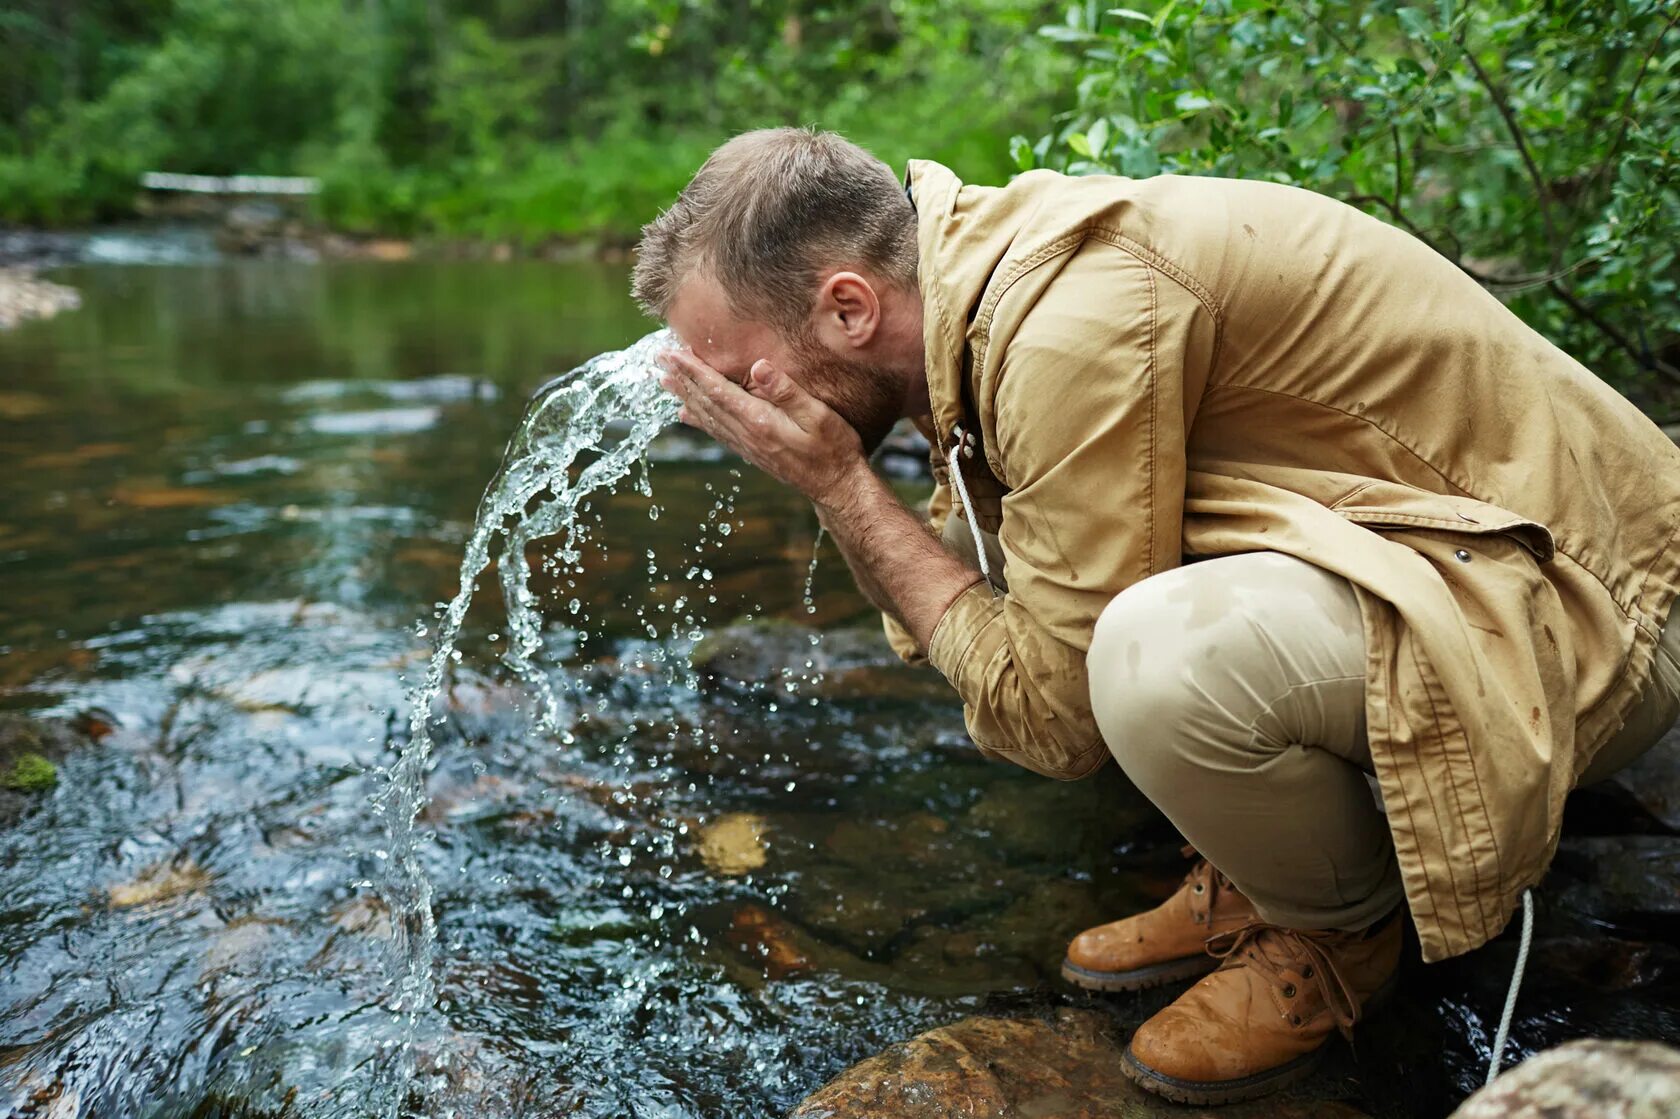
left=1, top=240, right=1676, bottom=1117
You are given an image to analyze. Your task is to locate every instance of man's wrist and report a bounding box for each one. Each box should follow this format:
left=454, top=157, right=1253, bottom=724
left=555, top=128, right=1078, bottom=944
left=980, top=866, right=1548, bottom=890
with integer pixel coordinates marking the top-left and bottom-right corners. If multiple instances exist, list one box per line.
left=810, top=455, right=881, bottom=515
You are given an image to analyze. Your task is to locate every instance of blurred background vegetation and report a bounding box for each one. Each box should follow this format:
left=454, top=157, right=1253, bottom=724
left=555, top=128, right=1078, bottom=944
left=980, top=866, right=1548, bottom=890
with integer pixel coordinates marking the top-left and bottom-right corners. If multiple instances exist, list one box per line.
left=0, top=0, right=1067, bottom=240
left=1, top=0, right=1675, bottom=397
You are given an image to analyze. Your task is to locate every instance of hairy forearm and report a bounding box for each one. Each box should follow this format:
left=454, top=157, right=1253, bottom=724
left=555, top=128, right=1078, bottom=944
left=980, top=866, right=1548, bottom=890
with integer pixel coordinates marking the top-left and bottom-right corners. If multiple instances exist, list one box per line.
left=815, top=460, right=984, bottom=652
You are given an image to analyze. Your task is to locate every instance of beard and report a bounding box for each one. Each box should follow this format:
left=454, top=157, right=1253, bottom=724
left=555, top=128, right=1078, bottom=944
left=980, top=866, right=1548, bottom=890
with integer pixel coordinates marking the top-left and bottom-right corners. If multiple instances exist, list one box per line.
left=789, top=331, right=905, bottom=455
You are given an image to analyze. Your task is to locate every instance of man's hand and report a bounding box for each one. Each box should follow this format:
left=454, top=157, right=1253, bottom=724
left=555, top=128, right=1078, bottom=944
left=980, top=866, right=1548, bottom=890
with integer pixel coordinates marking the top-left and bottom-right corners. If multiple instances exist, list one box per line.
left=658, top=348, right=869, bottom=506
left=658, top=346, right=981, bottom=652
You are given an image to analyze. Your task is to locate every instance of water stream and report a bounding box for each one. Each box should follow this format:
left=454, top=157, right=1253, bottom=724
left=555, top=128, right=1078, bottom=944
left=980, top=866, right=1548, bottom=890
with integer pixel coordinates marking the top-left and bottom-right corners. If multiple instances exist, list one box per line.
left=372, top=329, right=678, bottom=1108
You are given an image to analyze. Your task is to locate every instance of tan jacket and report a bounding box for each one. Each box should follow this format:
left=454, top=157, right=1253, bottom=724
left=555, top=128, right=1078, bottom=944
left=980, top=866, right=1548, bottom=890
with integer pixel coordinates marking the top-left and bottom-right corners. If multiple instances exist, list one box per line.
left=891, top=159, right=1680, bottom=962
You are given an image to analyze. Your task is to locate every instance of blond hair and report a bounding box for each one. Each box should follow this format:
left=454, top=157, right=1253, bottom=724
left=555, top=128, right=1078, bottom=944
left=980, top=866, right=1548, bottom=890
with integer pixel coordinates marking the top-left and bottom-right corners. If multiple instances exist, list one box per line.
left=632, top=128, right=918, bottom=332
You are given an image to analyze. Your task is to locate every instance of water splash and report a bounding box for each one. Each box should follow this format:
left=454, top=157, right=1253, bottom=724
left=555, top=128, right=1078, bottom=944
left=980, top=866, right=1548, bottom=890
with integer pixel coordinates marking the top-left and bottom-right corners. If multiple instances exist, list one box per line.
left=370, top=328, right=678, bottom=1110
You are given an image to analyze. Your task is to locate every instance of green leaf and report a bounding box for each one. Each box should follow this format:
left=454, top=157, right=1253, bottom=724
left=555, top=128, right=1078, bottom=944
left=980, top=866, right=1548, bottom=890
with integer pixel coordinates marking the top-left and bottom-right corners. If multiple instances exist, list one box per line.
left=1067, top=131, right=1094, bottom=158
left=1087, top=117, right=1111, bottom=157
left=1396, top=7, right=1431, bottom=40
left=1174, top=91, right=1212, bottom=113
left=1009, top=135, right=1036, bottom=172
left=1106, top=7, right=1153, bottom=24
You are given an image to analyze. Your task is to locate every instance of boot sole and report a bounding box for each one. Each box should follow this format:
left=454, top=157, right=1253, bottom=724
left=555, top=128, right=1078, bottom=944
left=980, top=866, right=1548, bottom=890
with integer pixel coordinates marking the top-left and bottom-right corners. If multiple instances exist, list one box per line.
left=1060, top=953, right=1218, bottom=992
left=1120, top=1044, right=1324, bottom=1105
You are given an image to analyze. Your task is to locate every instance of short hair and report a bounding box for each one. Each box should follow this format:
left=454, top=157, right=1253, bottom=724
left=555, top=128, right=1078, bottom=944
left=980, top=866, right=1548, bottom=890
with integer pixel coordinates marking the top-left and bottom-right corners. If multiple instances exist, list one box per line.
left=631, top=127, right=918, bottom=333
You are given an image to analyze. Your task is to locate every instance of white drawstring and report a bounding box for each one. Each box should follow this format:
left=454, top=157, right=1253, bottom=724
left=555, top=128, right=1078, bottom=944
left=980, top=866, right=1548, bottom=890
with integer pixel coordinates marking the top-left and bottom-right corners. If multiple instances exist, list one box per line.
left=947, top=441, right=999, bottom=596
left=1486, top=888, right=1534, bottom=1085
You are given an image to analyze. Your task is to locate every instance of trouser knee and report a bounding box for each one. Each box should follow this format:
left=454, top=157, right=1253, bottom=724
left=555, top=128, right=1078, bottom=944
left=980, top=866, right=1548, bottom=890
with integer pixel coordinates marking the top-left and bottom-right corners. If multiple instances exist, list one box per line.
left=1085, top=569, right=1226, bottom=796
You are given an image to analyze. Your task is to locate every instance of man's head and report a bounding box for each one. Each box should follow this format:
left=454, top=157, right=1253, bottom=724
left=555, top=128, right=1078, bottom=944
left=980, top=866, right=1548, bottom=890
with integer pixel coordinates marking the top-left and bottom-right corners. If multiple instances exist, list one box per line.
left=632, top=128, right=925, bottom=451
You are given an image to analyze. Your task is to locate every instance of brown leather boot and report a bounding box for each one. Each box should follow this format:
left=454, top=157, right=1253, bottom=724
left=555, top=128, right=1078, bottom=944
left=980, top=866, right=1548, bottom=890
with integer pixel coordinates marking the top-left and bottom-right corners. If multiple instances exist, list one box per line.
left=1061, top=853, right=1258, bottom=991
left=1121, top=912, right=1403, bottom=1105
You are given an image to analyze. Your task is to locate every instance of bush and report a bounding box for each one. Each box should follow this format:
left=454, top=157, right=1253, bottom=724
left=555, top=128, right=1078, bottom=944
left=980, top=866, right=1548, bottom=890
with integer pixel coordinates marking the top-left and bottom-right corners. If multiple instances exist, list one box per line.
left=1018, top=0, right=1680, bottom=400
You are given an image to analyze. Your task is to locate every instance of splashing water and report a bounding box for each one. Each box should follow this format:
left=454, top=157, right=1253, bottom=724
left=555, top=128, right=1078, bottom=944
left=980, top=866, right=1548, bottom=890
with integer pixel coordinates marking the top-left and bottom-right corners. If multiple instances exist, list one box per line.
left=370, top=328, right=678, bottom=1109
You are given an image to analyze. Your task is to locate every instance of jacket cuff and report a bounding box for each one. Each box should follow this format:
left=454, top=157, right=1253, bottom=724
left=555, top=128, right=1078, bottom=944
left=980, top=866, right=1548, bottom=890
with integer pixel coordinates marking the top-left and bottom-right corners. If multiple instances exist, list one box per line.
left=881, top=611, right=929, bottom=667
left=928, top=580, right=1007, bottom=688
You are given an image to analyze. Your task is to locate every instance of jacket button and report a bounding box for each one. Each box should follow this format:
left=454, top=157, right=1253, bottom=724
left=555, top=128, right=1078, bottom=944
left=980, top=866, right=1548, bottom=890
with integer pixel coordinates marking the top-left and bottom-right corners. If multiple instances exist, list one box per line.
left=1454, top=549, right=1473, bottom=563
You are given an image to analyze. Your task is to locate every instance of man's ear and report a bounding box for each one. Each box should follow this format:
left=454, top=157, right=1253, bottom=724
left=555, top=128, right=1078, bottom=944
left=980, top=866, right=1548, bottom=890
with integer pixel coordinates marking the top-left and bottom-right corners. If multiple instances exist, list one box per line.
left=816, top=271, right=881, bottom=350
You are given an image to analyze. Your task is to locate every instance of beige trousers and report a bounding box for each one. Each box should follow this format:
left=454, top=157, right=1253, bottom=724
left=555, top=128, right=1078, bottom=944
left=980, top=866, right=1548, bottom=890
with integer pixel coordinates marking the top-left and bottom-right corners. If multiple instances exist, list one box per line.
left=943, top=516, right=1680, bottom=932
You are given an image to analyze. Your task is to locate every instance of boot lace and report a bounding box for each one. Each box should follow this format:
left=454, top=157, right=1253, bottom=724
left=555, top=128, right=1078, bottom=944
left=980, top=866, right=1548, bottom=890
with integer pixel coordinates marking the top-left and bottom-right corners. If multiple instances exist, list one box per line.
left=1206, top=922, right=1361, bottom=1038
left=1180, top=846, right=1237, bottom=925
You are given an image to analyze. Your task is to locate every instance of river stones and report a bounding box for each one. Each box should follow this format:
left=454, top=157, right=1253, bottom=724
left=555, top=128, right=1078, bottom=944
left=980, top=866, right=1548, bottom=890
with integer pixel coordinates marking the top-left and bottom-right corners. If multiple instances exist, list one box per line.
left=1448, top=1039, right=1680, bottom=1117
left=0, top=267, right=79, bottom=330
left=789, top=1008, right=1370, bottom=1119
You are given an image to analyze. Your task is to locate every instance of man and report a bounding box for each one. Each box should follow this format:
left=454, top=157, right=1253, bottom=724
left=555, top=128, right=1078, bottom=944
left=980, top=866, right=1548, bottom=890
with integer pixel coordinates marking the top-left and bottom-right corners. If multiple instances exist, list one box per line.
left=638, top=127, right=1680, bottom=1104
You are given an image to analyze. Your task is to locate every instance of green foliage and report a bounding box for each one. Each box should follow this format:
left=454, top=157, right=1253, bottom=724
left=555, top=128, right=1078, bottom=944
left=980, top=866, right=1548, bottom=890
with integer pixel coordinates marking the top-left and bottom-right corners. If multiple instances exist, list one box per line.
left=1, top=1, right=1068, bottom=242
left=3, top=752, right=58, bottom=793
left=1020, top=0, right=1680, bottom=398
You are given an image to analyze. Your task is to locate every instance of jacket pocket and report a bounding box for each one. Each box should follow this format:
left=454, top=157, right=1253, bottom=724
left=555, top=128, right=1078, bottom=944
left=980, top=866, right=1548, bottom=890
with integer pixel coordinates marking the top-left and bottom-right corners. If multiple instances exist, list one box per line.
left=1330, top=481, right=1555, bottom=563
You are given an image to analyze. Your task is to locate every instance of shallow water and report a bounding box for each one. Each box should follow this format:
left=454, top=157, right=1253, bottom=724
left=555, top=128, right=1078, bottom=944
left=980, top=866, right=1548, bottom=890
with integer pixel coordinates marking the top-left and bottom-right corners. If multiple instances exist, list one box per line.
left=2, top=250, right=1677, bottom=1118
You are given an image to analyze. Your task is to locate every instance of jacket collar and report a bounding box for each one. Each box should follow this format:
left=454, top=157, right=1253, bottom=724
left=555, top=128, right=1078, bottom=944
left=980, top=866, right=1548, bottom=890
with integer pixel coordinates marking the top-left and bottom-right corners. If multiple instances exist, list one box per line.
left=903, top=159, right=1033, bottom=459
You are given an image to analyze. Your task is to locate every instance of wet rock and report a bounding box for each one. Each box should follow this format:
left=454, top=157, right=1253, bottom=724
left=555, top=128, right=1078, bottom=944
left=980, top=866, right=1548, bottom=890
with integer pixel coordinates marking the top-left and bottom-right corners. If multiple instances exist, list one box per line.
left=1549, top=834, right=1680, bottom=936
left=966, top=767, right=1161, bottom=867
left=3, top=751, right=56, bottom=792
left=0, top=713, right=86, bottom=827
left=790, top=1009, right=1369, bottom=1118
left=215, top=201, right=286, bottom=255
left=1603, top=726, right=1680, bottom=831
left=1448, top=1039, right=1680, bottom=1117
left=697, top=811, right=770, bottom=876
left=691, top=617, right=917, bottom=695
left=330, top=894, right=394, bottom=939
left=0, top=267, right=79, bottom=330
left=106, top=855, right=212, bottom=909
left=692, top=617, right=821, bottom=689
left=726, top=902, right=815, bottom=980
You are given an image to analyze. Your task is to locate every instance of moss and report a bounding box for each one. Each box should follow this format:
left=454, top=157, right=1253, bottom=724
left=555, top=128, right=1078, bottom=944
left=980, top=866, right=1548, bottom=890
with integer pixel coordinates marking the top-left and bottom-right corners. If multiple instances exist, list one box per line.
left=3, top=752, right=57, bottom=792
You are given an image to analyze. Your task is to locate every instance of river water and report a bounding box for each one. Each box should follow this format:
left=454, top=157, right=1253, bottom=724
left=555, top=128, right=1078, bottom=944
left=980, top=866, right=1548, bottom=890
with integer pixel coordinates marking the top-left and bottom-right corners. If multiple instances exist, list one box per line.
left=2, top=245, right=1677, bottom=1117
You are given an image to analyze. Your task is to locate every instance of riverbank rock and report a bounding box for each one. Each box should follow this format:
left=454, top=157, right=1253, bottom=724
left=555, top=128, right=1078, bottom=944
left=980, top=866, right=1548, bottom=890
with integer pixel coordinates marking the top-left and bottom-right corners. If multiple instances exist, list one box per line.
left=790, top=1009, right=1368, bottom=1119
left=1448, top=1039, right=1680, bottom=1117
left=0, top=267, right=79, bottom=329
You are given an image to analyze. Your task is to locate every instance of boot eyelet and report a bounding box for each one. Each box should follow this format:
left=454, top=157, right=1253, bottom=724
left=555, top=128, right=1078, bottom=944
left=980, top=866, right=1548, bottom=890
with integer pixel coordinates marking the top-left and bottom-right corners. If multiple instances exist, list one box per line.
left=1283, top=984, right=1297, bottom=998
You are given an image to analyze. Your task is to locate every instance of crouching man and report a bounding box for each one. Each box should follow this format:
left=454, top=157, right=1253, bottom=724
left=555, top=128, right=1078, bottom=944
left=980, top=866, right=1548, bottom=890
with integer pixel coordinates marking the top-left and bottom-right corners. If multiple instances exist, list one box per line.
left=639, top=127, right=1680, bottom=1104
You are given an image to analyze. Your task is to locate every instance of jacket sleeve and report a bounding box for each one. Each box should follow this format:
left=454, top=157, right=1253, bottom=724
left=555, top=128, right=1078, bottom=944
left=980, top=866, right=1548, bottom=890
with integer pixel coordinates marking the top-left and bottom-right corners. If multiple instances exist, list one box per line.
left=926, top=242, right=1191, bottom=778
left=882, top=478, right=953, bottom=665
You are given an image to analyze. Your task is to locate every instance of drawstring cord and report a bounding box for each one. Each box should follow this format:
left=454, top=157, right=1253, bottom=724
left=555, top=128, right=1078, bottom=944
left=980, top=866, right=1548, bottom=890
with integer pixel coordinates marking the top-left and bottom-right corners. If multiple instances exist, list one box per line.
left=1486, top=888, right=1534, bottom=1084
left=946, top=440, right=1000, bottom=597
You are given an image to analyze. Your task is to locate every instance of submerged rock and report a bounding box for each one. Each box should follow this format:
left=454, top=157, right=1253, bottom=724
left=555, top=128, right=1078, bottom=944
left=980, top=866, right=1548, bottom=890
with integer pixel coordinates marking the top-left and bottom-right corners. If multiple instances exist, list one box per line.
left=0, top=713, right=86, bottom=827
left=0, top=267, right=79, bottom=329
left=790, top=1009, right=1368, bottom=1118
left=1448, top=1039, right=1680, bottom=1117
left=3, top=751, right=56, bottom=792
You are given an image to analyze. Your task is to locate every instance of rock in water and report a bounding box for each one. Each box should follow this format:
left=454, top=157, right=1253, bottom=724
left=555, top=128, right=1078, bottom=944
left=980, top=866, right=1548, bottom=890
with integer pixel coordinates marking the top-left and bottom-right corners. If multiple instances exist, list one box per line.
left=0, top=267, right=79, bottom=330
left=1605, top=726, right=1680, bottom=830
left=789, top=1009, right=1369, bottom=1118
left=1449, top=1040, right=1680, bottom=1117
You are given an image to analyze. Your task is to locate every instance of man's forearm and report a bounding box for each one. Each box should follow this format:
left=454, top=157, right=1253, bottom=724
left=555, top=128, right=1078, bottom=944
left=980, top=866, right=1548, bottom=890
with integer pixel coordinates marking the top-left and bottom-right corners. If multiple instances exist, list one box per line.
left=815, top=460, right=984, bottom=652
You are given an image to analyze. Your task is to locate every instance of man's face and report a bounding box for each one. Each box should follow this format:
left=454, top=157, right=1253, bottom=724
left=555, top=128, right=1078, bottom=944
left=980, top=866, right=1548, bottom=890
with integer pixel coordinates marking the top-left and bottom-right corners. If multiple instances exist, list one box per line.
left=666, top=278, right=905, bottom=453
